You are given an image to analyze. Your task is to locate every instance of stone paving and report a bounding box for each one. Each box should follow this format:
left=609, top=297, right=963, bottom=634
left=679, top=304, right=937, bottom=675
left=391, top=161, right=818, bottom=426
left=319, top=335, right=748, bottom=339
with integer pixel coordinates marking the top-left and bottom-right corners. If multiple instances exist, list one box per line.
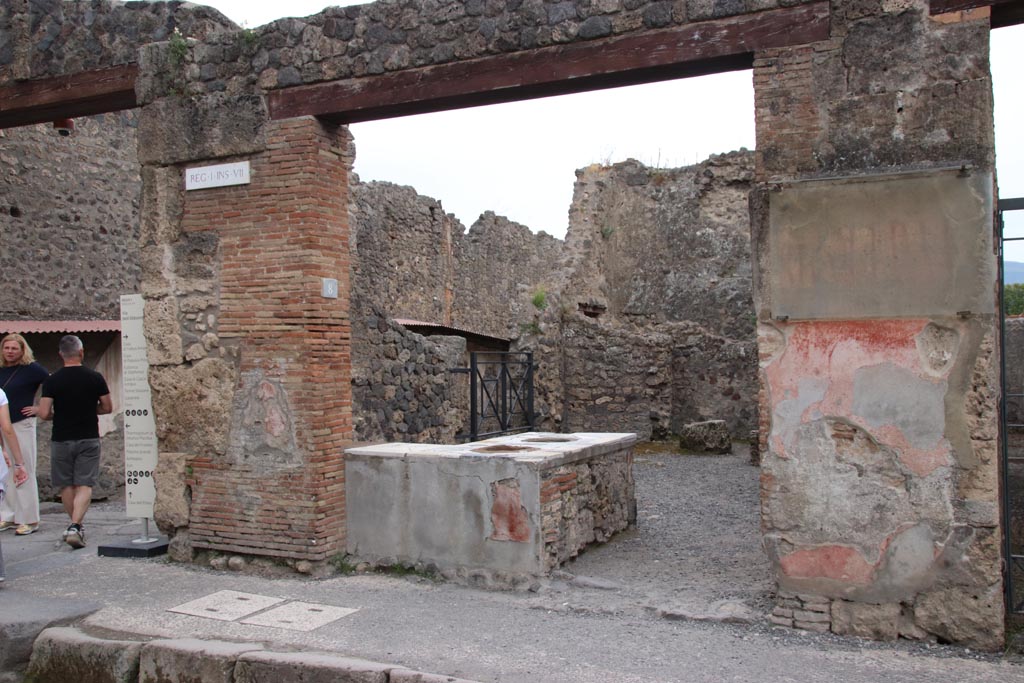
left=1, top=449, right=1021, bottom=682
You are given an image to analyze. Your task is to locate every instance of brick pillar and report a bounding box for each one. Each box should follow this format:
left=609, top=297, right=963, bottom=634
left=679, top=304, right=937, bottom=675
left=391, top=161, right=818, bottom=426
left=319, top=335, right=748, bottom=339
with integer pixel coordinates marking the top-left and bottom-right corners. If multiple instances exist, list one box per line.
left=750, top=6, right=1002, bottom=648
left=184, top=118, right=353, bottom=562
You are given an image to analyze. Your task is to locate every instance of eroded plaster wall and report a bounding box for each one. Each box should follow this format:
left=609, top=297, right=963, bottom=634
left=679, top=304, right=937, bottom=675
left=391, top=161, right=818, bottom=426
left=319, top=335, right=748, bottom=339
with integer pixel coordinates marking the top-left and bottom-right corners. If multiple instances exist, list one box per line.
left=752, top=3, right=1001, bottom=648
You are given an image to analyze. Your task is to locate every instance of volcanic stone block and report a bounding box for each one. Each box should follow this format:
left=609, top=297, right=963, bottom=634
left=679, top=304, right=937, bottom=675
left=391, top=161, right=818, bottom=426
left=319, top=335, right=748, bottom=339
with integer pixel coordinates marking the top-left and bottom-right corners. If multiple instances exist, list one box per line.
left=678, top=420, right=732, bottom=454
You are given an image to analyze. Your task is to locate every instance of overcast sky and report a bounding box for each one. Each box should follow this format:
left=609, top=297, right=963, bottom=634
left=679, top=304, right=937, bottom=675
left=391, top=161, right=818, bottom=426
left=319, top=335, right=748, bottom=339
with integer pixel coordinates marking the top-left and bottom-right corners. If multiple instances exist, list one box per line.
left=199, top=1, right=1024, bottom=254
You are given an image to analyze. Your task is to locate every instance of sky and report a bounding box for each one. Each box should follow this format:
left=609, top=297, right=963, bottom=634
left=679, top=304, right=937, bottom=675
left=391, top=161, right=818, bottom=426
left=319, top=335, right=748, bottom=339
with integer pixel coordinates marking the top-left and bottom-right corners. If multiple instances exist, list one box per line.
left=199, top=0, right=1024, bottom=254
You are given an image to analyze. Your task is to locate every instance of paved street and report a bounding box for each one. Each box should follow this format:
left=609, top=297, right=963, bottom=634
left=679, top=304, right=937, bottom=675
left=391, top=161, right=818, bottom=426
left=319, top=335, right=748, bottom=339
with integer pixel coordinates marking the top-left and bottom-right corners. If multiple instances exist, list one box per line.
left=2, top=457, right=1022, bottom=682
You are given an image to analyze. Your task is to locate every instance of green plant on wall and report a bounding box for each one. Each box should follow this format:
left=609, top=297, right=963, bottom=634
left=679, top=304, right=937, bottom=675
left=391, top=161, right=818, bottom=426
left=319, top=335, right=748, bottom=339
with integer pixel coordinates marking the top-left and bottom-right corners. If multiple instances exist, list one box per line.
left=531, top=286, right=548, bottom=310
left=168, top=28, right=189, bottom=67
left=600, top=224, right=616, bottom=240
left=1007, top=283, right=1024, bottom=316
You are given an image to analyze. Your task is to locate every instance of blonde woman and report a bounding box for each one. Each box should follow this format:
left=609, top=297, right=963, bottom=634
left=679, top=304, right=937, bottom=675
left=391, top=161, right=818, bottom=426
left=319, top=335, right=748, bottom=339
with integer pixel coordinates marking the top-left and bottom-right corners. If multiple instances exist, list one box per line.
left=0, top=334, right=48, bottom=535
left=0, top=387, right=28, bottom=584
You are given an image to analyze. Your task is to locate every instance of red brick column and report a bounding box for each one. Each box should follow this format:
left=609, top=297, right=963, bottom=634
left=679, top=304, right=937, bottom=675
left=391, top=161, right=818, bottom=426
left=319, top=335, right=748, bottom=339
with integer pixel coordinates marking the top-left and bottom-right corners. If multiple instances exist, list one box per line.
left=184, top=118, right=352, bottom=561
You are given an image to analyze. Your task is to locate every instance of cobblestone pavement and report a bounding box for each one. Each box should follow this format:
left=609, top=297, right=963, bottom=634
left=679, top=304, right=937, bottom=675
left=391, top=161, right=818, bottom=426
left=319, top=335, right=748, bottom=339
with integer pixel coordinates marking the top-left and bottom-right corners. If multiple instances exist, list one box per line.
left=3, top=445, right=1022, bottom=682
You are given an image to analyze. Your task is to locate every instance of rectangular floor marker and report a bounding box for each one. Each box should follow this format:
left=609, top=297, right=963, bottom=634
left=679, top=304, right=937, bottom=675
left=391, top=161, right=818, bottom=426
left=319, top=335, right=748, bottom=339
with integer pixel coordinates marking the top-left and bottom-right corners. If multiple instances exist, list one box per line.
left=168, top=590, right=285, bottom=622
left=240, top=601, right=359, bottom=631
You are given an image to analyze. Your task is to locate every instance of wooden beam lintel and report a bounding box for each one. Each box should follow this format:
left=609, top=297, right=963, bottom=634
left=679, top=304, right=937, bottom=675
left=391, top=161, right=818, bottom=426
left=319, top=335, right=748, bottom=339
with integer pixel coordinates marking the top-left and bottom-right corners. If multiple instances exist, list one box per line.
left=0, top=64, right=139, bottom=129
left=268, top=1, right=830, bottom=123
left=930, top=0, right=1024, bottom=25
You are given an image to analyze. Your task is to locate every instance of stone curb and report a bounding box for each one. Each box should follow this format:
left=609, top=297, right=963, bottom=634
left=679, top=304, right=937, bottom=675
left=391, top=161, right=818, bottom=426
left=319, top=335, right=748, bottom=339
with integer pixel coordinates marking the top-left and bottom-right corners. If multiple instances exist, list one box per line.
left=25, top=626, right=481, bottom=683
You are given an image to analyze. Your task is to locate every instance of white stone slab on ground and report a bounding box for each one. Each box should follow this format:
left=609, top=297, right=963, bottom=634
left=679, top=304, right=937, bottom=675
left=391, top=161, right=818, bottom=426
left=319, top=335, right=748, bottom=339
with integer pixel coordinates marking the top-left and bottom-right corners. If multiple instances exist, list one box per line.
left=240, top=602, right=359, bottom=631
left=167, top=591, right=284, bottom=622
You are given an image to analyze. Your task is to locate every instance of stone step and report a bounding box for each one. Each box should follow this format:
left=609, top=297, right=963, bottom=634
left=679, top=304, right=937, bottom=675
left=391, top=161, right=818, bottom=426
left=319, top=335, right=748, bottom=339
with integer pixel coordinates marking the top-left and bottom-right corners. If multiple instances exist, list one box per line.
left=25, top=626, right=482, bottom=683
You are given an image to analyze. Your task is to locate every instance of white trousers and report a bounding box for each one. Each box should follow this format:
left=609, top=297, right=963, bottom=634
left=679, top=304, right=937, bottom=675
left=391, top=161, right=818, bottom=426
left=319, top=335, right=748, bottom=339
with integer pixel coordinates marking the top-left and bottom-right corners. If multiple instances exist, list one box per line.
left=1, top=418, right=40, bottom=525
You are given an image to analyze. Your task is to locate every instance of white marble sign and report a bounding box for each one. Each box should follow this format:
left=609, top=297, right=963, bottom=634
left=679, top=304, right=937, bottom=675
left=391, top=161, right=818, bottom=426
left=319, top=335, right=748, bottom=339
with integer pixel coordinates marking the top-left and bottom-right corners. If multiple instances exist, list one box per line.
left=120, top=294, right=158, bottom=519
left=184, top=160, right=251, bottom=190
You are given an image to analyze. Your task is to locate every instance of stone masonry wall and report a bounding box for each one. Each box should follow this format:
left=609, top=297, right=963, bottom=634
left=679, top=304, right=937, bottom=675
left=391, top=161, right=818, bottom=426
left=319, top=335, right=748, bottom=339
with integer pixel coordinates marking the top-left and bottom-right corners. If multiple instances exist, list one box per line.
left=529, top=153, right=758, bottom=439
left=0, top=0, right=234, bottom=82
left=122, top=0, right=815, bottom=104
left=349, top=153, right=757, bottom=443
left=350, top=297, right=465, bottom=444
left=454, top=212, right=565, bottom=341
left=752, top=4, right=1002, bottom=649
left=0, top=113, right=141, bottom=320
left=540, top=444, right=636, bottom=571
left=350, top=180, right=456, bottom=325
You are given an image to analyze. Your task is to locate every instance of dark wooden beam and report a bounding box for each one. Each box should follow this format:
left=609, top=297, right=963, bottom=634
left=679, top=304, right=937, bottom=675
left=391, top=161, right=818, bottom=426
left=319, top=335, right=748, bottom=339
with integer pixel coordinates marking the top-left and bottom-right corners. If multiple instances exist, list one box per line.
left=930, top=0, right=1024, bottom=26
left=268, top=2, right=830, bottom=124
left=0, top=64, right=139, bottom=129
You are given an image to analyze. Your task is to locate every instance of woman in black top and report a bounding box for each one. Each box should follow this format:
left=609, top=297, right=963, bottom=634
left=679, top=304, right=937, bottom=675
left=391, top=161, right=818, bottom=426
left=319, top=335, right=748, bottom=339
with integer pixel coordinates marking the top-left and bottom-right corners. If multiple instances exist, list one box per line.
left=0, top=334, right=49, bottom=535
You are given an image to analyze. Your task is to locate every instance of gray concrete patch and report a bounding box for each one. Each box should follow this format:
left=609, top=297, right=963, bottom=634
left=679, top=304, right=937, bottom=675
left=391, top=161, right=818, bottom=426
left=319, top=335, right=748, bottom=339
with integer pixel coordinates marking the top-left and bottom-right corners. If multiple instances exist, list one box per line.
left=239, top=601, right=359, bottom=631
left=167, top=590, right=284, bottom=622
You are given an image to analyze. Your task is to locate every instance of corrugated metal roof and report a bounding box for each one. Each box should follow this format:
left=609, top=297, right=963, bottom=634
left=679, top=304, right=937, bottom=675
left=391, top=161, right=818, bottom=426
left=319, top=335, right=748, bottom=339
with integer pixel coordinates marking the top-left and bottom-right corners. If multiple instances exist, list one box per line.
left=393, top=318, right=509, bottom=343
left=0, top=320, right=121, bottom=334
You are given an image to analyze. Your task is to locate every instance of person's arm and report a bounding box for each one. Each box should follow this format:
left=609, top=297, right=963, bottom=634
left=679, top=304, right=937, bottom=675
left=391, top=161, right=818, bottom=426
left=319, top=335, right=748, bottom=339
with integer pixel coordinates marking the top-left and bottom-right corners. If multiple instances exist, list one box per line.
left=22, top=368, right=47, bottom=417
left=36, top=396, right=53, bottom=421
left=97, top=394, right=113, bottom=415
left=0, top=403, right=27, bottom=486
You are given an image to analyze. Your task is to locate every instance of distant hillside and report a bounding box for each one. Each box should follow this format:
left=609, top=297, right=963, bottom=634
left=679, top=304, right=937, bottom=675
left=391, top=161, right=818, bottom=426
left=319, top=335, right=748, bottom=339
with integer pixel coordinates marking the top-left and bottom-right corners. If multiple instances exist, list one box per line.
left=1007, top=261, right=1024, bottom=285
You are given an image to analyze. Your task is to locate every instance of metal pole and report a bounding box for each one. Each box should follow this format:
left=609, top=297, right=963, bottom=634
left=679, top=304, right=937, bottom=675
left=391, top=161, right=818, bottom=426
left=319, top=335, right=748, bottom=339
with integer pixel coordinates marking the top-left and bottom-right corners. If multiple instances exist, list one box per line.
left=470, top=352, right=479, bottom=441
left=132, top=517, right=155, bottom=544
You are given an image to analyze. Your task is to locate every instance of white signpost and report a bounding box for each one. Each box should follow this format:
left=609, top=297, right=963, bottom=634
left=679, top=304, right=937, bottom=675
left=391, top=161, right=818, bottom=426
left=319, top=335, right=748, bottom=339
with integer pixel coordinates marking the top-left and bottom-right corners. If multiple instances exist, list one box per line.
left=120, top=294, right=158, bottom=534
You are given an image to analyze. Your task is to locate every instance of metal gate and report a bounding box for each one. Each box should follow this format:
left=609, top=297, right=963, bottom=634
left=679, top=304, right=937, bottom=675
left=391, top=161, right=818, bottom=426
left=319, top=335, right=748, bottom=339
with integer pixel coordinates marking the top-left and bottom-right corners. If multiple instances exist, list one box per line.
left=999, top=196, right=1024, bottom=616
left=467, top=351, right=534, bottom=442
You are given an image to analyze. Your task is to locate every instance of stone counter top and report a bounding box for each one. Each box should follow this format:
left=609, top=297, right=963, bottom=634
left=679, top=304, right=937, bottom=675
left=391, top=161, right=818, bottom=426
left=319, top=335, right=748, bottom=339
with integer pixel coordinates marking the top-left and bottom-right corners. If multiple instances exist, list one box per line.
left=344, top=432, right=637, bottom=582
left=345, top=432, right=637, bottom=469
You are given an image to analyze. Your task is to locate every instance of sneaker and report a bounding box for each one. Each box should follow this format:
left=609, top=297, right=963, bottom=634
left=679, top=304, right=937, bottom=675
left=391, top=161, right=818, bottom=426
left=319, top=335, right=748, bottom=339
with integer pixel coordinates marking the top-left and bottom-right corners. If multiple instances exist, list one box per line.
left=0, top=521, right=14, bottom=531
left=15, top=524, right=38, bottom=536
left=65, top=523, right=85, bottom=549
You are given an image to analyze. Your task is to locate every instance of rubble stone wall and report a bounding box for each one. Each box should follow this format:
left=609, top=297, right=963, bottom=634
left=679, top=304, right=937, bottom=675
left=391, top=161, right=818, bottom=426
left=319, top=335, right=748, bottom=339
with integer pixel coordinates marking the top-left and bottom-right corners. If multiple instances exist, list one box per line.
left=350, top=297, right=465, bottom=444
left=0, top=113, right=141, bottom=320
left=349, top=152, right=758, bottom=443
left=0, top=0, right=234, bottom=82
left=539, top=154, right=758, bottom=439
left=540, top=444, right=636, bottom=571
left=453, top=212, right=565, bottom=341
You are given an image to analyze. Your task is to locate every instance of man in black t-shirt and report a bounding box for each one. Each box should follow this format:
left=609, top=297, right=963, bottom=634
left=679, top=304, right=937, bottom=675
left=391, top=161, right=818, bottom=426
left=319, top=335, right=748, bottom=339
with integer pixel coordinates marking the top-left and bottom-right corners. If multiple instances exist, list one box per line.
left=38, top=335, right=112, bottom=549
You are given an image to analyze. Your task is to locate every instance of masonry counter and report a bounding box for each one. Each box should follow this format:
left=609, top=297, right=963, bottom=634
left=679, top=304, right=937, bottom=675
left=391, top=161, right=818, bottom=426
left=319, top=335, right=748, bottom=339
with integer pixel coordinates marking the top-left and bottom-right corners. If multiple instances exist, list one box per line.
left=344, top=432, right=637, bottom=580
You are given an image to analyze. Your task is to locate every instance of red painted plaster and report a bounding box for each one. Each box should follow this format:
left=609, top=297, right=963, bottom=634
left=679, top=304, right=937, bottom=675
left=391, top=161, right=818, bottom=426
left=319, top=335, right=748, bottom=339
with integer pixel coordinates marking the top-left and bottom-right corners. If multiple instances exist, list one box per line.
left=764, top=319, right=950, bottom=475
left=490, top=481, right=531, bottom=543
left=779, top=545, right=875, bottom=585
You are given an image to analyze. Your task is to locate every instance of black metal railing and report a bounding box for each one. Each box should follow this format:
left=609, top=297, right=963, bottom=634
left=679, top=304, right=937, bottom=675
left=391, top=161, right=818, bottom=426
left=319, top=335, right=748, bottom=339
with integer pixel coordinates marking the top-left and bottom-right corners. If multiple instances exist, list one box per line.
left=465, top=351, right=535, bottom=442
left=999, top=197, right=1024, bottom=615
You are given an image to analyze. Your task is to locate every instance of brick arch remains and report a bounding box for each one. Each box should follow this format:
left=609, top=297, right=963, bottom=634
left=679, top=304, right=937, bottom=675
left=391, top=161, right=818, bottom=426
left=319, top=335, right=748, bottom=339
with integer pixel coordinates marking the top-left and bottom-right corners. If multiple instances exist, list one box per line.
left=1, top=0, right=1017, bottom=649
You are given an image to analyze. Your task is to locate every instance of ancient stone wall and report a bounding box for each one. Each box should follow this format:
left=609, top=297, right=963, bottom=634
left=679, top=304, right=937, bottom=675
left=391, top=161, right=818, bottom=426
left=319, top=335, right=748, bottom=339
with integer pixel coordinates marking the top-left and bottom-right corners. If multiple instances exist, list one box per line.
left=350, top=298, right=465, bottom=444
left=529, top=153, right=758, bottom=439
left=348, top=153, right=758, bottom=443
left=753, top=4, right=1002, bottom=649
left=0, top=113, right=141, bottom=320
left=350, top=181, right=456, bottom=325
left=454, top=212, right=565, bottom=340
left=0, top=0, right=234, bottom=82
left=116, top=0, right=808, bottom=102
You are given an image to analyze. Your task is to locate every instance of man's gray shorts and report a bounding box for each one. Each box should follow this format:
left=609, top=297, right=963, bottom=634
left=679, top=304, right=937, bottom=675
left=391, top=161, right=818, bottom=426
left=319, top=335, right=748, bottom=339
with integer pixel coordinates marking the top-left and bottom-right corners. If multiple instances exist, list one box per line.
left=51, top=439, right=101, bottom=488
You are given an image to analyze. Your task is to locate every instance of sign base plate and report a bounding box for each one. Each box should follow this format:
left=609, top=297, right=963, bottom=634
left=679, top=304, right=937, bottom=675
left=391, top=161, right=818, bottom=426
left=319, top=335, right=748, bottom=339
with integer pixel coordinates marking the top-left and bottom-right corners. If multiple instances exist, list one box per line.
left=97, top=536, right=169, bottom=558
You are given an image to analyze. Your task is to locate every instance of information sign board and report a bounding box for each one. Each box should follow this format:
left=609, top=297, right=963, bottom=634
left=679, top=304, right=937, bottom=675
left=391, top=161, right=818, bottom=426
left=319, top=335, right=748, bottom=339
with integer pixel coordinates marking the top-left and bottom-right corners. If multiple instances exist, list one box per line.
left=120, top=294, right=158, bottom=519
